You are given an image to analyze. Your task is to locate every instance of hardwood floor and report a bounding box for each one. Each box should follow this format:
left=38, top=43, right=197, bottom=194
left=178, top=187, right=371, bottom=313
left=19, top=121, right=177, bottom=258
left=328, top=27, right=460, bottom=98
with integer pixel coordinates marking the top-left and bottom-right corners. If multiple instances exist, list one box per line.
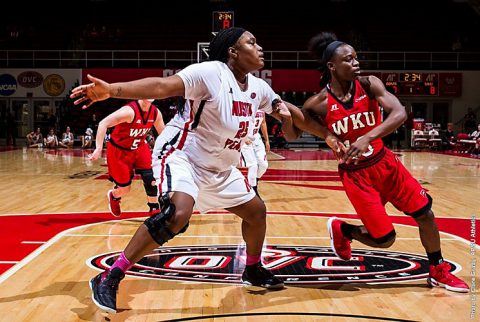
left=0, top=147, right=478, bottom=321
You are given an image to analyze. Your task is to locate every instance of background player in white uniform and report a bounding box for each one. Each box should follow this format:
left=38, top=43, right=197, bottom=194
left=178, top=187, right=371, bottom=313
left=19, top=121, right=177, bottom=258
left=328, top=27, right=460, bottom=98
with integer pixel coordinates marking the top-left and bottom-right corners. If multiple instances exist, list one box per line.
left=81, top=127, right=94, bottom=148
left=239, top=110, right=270, bottom=197
left=58, top=126, right=74, bottom=148
left=71, top=27, right=297, bottom=313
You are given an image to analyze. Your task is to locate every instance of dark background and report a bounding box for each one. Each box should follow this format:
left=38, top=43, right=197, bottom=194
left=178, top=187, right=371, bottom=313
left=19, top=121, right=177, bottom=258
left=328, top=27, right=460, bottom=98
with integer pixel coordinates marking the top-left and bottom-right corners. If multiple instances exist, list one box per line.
left=1, top=0, right=479, bottom=51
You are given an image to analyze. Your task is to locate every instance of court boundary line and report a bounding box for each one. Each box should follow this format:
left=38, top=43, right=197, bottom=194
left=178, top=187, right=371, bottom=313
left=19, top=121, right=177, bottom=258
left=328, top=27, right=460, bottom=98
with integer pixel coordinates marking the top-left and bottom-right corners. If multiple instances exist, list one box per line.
left=63, top=233, right=457, bottom=242
left=0, top=210, right=477, bottom=220
left=267, top=150, right=286, bottom=160
left=0, top=219, right=125, bottom=284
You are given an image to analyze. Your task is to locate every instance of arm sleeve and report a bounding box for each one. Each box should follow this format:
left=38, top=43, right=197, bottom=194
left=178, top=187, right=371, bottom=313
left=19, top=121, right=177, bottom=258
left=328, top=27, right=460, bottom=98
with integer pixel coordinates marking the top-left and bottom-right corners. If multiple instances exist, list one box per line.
left=177, top=62, right=222, bottom=101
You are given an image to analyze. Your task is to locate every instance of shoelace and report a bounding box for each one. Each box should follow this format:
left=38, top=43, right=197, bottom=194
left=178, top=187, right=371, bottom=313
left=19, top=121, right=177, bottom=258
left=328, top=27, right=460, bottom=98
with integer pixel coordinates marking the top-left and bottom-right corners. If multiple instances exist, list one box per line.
left=255, top=265, right=273, bottom=279
left=435, top=263, right=452, bottom=280
left=106, top=279, right=120, bottom=290
left=104, top=276, right=122, bottom=290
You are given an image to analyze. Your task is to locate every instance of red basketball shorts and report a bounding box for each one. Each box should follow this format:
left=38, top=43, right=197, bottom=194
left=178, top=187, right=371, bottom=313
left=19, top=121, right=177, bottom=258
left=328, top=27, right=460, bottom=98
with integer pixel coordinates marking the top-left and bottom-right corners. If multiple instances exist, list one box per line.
left=107, top=143, right=152, bottom=186
left=339, top=149, right=430, bottom=239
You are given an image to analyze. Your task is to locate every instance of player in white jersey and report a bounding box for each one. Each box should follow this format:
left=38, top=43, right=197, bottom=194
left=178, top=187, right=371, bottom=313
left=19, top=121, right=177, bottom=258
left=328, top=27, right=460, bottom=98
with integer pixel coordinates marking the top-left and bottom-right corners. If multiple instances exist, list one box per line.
left=239, top=110, right=270, bottom=198
left=71, top=27, right=301, bottom=314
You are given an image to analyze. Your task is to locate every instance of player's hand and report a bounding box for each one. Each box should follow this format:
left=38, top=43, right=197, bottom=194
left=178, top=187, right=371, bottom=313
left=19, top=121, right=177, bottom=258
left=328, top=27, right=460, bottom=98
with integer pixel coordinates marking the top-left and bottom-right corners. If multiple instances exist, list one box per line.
left=272, top=100, right=291, bottom=120
left=343, top=136, right=370, bottom=164
left=265, top=141, right=270, bottom=152
left=245, top=138, right=252, bottom=145
left=70, top=74, right=110, bottom=109
left=325, top=134, right=347, bottom=162
left=87, top=148, right=102, bottom=161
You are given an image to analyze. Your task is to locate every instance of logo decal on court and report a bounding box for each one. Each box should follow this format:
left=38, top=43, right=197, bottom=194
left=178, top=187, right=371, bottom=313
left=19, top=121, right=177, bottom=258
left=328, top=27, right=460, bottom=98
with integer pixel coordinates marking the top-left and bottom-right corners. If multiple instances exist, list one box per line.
left=68, top=170, right=102, bottom=179
left=88, top=245, right=460, bottom=285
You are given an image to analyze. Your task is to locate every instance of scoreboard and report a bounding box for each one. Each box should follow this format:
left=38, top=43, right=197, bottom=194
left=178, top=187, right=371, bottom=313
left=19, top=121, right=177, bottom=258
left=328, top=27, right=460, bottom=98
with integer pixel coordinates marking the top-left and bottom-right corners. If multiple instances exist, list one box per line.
left=381, top=72, right=439, bottom=96
left=212, top=11, right=234, bottom=32
left=377, top=72, right=463, bottom=97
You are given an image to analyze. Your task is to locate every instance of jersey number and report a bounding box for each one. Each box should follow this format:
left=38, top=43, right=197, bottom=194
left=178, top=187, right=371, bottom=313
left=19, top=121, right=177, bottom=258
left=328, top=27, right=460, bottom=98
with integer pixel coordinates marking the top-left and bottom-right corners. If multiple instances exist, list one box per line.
left=343, top=136, right=374, bottom=157
left=131, top=139, right=141, bottom=150
left=253, top=119, right=260, bottom=135
left=234, top=121, right=250, bottom=139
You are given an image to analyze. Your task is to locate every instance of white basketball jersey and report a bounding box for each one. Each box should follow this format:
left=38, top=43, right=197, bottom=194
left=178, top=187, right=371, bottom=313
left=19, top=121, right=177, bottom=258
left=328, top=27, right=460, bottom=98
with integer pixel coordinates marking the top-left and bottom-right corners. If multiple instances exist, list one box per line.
left=156, top=61, right=277, bottom=172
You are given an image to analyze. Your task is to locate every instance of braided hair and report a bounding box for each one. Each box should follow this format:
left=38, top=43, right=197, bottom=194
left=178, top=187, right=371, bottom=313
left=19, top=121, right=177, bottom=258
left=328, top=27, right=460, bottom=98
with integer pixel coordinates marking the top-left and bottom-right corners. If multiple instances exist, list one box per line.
left=308, top=32, right=345, bottom=88
left=209, top=27, right=246, bottom=63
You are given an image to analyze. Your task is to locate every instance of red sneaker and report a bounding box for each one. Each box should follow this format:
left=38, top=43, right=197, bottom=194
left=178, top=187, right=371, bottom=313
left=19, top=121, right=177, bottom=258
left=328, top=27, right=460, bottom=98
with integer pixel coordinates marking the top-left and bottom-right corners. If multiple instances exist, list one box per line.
left=327, top=217, right=351, bottom=260
left=428, top=262, right=469, bottom=293
left=107, top=190, right=121, bottom=217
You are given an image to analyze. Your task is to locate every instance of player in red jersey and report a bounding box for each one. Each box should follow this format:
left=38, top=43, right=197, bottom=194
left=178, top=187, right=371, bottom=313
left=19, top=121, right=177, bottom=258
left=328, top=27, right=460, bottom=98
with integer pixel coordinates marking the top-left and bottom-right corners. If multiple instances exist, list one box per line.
left=88, top=99, right=165, bottom=217
left=285, top=32, right=469, bottom=293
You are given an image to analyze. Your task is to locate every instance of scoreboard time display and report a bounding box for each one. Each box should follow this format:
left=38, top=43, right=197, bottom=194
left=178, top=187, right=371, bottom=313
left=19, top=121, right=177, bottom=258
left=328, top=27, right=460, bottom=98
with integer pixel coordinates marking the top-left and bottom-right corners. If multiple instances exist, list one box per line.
left=381, top=72, right=439, bottom=96
left=212, top=11, right=234, bottom=32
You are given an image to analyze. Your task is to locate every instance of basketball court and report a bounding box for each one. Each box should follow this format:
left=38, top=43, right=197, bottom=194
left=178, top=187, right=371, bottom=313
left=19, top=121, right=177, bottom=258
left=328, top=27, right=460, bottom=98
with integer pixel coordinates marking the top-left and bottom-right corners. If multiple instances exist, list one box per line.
left=0, top=147, right=478, bottom=321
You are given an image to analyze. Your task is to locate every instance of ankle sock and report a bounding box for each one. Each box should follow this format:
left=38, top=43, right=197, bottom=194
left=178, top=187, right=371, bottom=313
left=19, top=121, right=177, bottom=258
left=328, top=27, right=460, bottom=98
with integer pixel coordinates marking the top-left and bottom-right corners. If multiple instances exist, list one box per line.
left=427, top=250, right=443, bottom=266
left=246, top=254, right=261, bottom=266
left=110, top=251, right=133, bottom=273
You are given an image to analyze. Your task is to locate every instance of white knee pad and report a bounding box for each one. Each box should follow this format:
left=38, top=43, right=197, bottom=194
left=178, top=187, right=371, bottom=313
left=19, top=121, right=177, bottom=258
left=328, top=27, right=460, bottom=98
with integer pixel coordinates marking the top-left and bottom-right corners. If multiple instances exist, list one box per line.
left=257, top=159, right=268, bottom=179
left=247, top=165, right=258, bottom=187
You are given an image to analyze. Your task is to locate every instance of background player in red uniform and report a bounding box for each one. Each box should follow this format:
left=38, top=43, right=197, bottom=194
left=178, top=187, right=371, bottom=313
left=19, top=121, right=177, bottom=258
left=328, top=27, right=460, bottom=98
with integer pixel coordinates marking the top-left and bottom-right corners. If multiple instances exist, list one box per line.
left=286, top=32, right=469, bottom=293
left=88, top=99, right=165, bottom=217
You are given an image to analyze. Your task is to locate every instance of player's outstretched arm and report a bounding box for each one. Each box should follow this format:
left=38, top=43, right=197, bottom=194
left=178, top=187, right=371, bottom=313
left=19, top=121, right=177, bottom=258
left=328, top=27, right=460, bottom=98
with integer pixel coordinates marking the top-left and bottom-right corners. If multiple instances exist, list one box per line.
left=70, top=74, right=185, bottom=109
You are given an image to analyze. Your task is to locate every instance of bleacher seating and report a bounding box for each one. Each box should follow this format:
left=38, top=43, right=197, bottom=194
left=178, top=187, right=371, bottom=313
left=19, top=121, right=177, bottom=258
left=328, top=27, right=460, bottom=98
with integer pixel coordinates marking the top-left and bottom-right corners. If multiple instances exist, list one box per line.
left=287, top=133, right=324, bottom=148
left=428, top=129, right=442, bottom=149
left=455, top=133, right=477, bottom=153
left=412, top=130, right=428, bottom=149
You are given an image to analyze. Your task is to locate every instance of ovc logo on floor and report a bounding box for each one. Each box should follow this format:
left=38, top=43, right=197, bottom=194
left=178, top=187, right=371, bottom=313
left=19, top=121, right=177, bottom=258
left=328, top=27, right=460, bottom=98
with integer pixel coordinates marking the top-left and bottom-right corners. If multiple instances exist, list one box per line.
left=88, top=245, right=462, bottom=285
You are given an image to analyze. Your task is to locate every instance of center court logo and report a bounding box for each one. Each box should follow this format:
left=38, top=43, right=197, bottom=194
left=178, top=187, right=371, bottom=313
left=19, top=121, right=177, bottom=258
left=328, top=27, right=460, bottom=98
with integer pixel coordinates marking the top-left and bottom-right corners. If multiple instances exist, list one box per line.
left=88, top=245, right=460, bottom=285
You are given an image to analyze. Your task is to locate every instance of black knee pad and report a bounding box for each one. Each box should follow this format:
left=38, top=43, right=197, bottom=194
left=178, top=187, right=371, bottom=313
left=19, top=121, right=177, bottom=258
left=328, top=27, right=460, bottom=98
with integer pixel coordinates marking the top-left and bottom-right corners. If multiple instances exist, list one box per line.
left=144, top=194, right=189, bottom=245
left=138, top=169, right=157, bottom=197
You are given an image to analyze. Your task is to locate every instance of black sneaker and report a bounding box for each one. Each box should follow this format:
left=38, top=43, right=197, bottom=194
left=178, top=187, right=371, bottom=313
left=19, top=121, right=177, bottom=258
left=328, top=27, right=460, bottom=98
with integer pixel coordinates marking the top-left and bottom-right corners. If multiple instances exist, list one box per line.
left=241, top=262, right=284, bottom=290
left=89, top=268, right=125, bottom=313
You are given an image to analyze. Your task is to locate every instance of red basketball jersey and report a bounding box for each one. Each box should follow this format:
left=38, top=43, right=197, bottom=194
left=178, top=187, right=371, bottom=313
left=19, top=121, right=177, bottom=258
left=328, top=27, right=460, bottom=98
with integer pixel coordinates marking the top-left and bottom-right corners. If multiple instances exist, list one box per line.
left=110, top=101, right=158, bottom=150
left=324, top=79, right=383, bottom=161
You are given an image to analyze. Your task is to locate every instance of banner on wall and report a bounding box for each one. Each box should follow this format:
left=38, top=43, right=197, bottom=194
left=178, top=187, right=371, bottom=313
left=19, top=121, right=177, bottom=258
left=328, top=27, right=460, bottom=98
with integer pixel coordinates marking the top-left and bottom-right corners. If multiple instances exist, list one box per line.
left=83, top=68, right=324, bottom=93
left=81, top=69, right=464, bottom=97
left=0, top=68, right=462, bottom=98
left=0, top=69, right=81, bottom=98
left=439, top=73, right=462, bottom=97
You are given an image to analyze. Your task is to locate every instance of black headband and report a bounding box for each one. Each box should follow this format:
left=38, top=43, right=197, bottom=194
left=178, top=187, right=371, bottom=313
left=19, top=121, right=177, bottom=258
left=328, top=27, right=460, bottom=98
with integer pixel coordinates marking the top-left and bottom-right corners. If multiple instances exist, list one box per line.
left=209, top=27, right=247, bottom=62
left=322, top=40, right=345, bottom=63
